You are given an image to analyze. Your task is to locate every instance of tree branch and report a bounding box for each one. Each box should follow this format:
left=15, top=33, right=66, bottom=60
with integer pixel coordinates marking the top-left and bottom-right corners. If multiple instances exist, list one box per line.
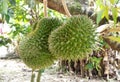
left=43, top=0, right=48, bottom=17
left=38, top=0, right=120, bottom=25
left=39, top=0, right=65, bottom=14
left=61, top=0, right=71, bottom=17
left=38, top=0, right=83, bottom=15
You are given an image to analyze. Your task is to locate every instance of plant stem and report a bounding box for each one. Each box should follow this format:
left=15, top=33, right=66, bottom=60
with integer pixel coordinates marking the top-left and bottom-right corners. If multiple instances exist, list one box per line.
left=61, top=0, right=71, bottom=17
left=43, top=0, right=48, bottom=17
left=36, top=69, right=42, bottom=82
left=31, top=70, right=35, bottom=82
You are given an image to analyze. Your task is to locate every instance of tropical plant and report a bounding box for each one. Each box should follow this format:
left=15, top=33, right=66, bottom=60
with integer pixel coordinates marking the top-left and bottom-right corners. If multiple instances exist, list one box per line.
left=86, top=56, right=102, bottom=72
left=0, top=0, right=65, bottom=46
left=0, top=35, right=11, bottom=46
left=96, top=0, right=120, bottom=24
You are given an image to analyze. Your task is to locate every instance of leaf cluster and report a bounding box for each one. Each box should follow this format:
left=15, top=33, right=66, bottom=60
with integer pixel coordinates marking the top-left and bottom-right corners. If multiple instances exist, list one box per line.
left=96, top=0, right=120, bottom=24
left=85, top=56, right=102, bottom=71
left=0, top=36, right=11, bottom=46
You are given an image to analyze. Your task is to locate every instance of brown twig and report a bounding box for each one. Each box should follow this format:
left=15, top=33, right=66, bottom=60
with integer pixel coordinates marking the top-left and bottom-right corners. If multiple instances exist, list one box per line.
left=61, top=0, right=71, bottom=17
left=43, top=0, right=48, bottom=17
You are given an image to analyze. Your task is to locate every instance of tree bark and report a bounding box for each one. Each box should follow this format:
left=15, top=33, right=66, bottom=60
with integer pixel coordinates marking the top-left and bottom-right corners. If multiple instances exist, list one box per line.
left=37, top=0, right=106, bottom=25
left=38, top=0, right=86, bottom=15
left=38, top=0, right=120, bottom=25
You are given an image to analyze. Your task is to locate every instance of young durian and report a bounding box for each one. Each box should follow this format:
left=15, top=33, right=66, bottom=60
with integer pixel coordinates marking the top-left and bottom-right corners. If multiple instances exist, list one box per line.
left=18, top=17, right=62, bottom=69
left=49, top=15, right=96, bottom=61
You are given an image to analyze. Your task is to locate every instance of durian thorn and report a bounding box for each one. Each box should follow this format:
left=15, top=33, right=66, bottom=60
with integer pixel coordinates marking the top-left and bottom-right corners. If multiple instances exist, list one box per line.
left=43, top=0, right=48, bottom=17
left=61, top=0, right=71, bottom=17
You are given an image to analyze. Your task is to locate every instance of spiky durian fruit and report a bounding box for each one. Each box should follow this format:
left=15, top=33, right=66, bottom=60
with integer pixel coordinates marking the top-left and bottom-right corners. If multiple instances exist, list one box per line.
left=49, top=15, right=96, bottom=60
left=18, top=17, right=62, bottom=69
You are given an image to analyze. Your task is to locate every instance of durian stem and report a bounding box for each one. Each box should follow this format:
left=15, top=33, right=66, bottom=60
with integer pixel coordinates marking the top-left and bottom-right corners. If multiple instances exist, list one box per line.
left=43, top=0, right=48, bottom=17
left=36, top=69, right=42, bottom=82
left=61, top=0, right=71, bottom=17
left=31, top=70, right=35, bottom=82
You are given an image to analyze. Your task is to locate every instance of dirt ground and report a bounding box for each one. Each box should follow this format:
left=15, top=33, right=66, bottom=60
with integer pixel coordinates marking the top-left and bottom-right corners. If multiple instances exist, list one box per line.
left=0, top=59, right=119, bottom=82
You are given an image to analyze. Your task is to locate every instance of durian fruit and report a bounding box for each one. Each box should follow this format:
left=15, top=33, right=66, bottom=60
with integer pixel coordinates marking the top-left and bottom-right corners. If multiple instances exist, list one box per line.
left=49, top=15, right=96, bottom=61
left=18, top=17, right=62, bottom=70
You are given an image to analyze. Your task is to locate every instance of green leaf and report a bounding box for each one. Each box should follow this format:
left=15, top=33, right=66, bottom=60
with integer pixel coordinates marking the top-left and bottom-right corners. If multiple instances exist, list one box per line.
left=115, top=0, right=119, bottom=4
left=0, top=36, right=11, bottom=46
left=7, top=9, right=14, bottom=17
left=1, top=0, right=8, bottom=14
left=103, top=6, right=109, bottom=20
left=110, top=0, right=115, bottom=4
left=25, top=0, right=35, bottom=8
left=108, top=36, right=120, bottom=43
left=85, top=63, right=94, bottom=70
left=96, top=0, right=103, bottom=7
left=9, top=0, right=16, bottom=6
left=111, top=7, right=118, bottom=24
left=97, top=10, right=104, bottom=24
left=5, top=14, right=10, bottom=23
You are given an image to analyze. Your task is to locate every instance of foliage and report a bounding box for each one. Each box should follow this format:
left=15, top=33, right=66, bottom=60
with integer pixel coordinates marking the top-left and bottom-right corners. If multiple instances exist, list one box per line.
left=8, top=23, right=31, bottom=38
left=0, top=35, right=11, bottom=46
left=96, top=0, right=120, bottom=24
left=0, top=0, right=65, bottom=47
left=18, top=17, right=62, bottom=69
left=108, top=36, right=120, bottom=43
left=49, top=15, right=96, bottom=60
left=0, top=0, right=9, bottom=22
left=85, top=57, right=102, bottom=71
left=0, top=0, right=65, bottom=23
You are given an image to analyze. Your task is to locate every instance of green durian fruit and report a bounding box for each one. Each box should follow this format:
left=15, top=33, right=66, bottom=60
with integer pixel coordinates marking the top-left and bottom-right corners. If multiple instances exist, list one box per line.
left=49, top=15, right=96, bottom=61
left=18, top=17, right=62, bottom=69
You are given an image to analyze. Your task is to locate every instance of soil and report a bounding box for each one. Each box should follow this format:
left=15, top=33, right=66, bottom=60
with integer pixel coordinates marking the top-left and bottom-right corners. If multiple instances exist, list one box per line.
left=0, top=59, right=118, bottom=82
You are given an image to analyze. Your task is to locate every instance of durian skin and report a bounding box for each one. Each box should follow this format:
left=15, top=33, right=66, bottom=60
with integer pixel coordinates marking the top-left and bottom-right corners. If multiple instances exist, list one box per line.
left=18, top=18, right=63, bottom=69
left=49, top=15, right=96, bottom=61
